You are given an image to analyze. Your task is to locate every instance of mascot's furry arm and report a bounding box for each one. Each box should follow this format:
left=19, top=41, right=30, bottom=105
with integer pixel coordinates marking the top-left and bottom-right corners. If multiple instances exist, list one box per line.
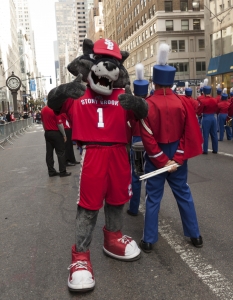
left=118, top=85, right=148, bottom=119
left=47, top=74, right=86, bottom=112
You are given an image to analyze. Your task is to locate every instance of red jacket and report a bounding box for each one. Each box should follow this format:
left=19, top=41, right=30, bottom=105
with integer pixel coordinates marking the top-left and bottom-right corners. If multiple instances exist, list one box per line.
left=217, top=101, right=230, bottom=114
left=197, top=96, right=218, bottom=115
left=140, top=88, right=203, bottom=168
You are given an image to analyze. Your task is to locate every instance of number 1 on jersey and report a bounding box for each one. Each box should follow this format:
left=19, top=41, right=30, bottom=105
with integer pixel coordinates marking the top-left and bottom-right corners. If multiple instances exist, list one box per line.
left=97, top=108, right=104, bottom=128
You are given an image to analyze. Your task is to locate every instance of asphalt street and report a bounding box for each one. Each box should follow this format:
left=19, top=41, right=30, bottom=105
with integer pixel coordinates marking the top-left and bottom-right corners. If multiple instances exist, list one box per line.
left=0, top=123, right=233, bottom=300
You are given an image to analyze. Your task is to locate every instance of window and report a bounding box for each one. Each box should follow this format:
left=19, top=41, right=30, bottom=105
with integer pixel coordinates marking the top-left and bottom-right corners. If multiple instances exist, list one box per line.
left=193, top=19, right=201, bottom=30
left=166, top=20, right=173, bottom=31
left=181, top=20, right=189, bottom=30
left=170, top=62, right=189, bottom=73
left=180, top=0, right=188, bottom=11
left=144, top=48, right=148, bottom=59
left=198, top=39, right=205, bottom=51
left=196, top=62, right=206, bottom=72
left=150, top=44, right=154, bottom=56
left=171, top=40, right=185, bottom=52
left=165, top=1, right=173, bottom=12
left=192, top=1, right=200, bottom=11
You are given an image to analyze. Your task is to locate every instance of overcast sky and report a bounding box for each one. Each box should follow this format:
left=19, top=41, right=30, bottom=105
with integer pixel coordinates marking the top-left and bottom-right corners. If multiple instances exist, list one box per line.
left=28, top=0, right=58, bottom=92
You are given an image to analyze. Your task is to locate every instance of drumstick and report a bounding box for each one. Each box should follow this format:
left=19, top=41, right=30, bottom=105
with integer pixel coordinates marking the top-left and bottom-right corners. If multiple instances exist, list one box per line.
left=139, top=164, right=180, bottom=180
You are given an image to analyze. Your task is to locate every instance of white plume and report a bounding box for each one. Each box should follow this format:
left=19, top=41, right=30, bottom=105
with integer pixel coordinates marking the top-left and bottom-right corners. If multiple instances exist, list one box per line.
left=217, top=84, right=220, bottom=89
left=203, top=78, right=208, bottom=86
left=185, top=81, right=189, bottom=89
left=135, top=63, right=144, bottom=80
left=200, top=82, right=203, bottom=88
left=157, top=43, right=170, bottom=65
left=223, top=88, right=227, bottom=94
left=171, top=84, right=176, bottom=91
left=230, top=88, right=233, bottom=92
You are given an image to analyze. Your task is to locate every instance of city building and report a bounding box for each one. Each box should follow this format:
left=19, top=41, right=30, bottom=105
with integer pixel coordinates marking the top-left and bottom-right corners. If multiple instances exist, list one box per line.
left=87, top=0, right=104, bottom=42
left=55, top=0, right=77, bottom=84
left=205, top=0, right=233, bottom=96
left=0, top=0, right=21, bottom=112
left=103, top=0, right=206, bottom=97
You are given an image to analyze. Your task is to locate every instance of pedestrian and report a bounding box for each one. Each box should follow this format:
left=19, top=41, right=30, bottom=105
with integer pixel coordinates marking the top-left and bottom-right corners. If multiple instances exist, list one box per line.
left=127, top=63, right=149, bottom=216
left=41, top=105, right=71, bottom=177
left=56, top=112, right=79, bottom=166
left=215, top=84, right=222, bottom=103
left=217, top=89, right=231, bottom=141
left=197, top=79, right=218, bottom=154
left=139, top=43, right=203, bottom=253
left=6, top=112, right=11, bottom=122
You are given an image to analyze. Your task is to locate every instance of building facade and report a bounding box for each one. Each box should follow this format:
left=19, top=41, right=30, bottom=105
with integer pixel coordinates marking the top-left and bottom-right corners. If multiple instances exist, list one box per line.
left=205, top=0, right=233, bottom=96
left=103, top=0, right=206, bottom=97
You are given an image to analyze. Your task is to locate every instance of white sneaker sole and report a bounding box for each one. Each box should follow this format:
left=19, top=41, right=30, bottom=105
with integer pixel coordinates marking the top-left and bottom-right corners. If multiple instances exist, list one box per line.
left=68, top=279, right=95, bottom=292
left=103, top=247, right=141, bottom=261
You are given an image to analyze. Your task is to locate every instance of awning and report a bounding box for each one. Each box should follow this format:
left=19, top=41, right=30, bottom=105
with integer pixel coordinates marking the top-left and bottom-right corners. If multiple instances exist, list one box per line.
left=207, top=52, right=233, bottom=76
left=207, top=56, right=221, bottom=76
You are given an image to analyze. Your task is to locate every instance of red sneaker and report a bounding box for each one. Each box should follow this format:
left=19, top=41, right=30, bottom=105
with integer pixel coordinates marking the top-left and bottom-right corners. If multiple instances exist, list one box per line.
left=103, top=226, right=141, bottom=261
left=67, top=245, right=95, bottom=292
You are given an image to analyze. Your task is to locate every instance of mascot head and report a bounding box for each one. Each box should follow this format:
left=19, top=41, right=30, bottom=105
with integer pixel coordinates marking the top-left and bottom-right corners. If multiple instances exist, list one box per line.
left=67, top=38, right=130, bottom=96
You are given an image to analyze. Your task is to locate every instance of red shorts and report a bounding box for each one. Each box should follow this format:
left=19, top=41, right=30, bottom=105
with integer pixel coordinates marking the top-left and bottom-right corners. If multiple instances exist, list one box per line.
left=77, top=144, right=132, bottom=210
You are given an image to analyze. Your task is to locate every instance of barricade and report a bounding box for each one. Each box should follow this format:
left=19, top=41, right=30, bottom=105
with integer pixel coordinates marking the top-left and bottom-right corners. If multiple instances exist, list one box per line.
left=0, top=118, right=33, bottom=149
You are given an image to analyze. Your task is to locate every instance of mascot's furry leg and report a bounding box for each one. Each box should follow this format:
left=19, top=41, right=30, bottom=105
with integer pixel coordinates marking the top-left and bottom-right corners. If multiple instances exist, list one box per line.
left=103, top=203, right=141, bottom=261
left=68, top=206, right=98, bottom=292
left=68, top=203, right=140, bottom=292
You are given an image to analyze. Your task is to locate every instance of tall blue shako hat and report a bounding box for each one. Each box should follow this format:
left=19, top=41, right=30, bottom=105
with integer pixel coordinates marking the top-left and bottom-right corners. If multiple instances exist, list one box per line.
left=203, top=78, right=211, bottom=95
left=133, top=63, right=149, bottom=96
left=185, top=81, right=192, bottom=96
left=221, top=88, right=228, bottom=100
left=153, top=43, right=176, bottom=85
left=230, top=88, right=233, bottom=97
left=216, top=84, right=222, bottom=95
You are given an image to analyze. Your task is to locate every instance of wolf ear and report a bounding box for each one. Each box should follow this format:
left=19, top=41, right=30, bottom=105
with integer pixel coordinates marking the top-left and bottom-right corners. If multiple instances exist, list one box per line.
left=120, top=51, right=130, bottom=64
left=83, top=39, right=94, bottom=55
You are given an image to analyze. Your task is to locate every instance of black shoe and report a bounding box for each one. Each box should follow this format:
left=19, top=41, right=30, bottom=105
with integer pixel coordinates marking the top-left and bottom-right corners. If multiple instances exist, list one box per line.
left=202, top=152, right=208, bottom=154
left=212, top=151, right=217, bottom=154
left=127, top=209, right=138, bottom=216
left=139, top=240, right=152, bottom=253
left=66, top=162, right=76, bottom=166
left=49, top=172, right=59, bottom=177
left=74, top=161, right=80, bottom=164
left=190, top=236, right=203, bottom=248
left=60, top=172, right=71, bottom=177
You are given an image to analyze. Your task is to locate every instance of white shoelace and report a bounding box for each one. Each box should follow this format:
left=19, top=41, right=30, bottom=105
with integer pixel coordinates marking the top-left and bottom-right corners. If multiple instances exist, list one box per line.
left=67, top=261, right=89, bottom=271
left=117, top=235, right=132, bottom=244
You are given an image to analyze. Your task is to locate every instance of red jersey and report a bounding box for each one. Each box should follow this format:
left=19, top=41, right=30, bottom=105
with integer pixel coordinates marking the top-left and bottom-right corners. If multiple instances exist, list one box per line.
left=197, top=96, right=218, bottom=115
left=56, top=113, right=71, bottom=129
left=217, top=100, right=230, bottom=114
left=41, top=106, right=60, bottom=130
left=139, top=88, right=202, bottom=168
left=61, top=87, right=134, bottom=143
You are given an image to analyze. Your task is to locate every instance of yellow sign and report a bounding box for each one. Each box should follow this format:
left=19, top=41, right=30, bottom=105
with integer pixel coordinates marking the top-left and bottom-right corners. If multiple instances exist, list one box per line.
left=207, top=69, right=217, bottom=74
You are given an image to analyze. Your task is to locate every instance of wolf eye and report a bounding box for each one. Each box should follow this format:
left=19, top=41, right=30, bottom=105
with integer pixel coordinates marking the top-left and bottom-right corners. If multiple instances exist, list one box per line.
left=93, top=54, right=103, bottom=60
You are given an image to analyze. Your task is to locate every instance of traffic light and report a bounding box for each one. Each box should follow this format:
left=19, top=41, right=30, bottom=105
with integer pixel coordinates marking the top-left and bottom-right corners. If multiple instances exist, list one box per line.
left=50, top=78, right=52, bottom=84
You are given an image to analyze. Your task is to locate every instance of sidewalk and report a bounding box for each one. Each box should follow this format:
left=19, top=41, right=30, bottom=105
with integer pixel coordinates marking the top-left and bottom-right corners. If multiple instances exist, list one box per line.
left=0, top=124, right=219, bottom=300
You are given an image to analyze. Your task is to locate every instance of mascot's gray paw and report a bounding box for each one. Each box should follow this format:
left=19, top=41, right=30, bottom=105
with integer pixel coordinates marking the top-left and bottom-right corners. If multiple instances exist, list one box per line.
left=118, top=85, right=148, bottom=119
left=64, top=74, right=86, bottom=99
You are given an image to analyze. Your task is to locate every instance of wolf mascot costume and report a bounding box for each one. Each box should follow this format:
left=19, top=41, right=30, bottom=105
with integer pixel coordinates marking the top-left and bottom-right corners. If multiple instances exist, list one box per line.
left=48, top=38, right=148, bottom=292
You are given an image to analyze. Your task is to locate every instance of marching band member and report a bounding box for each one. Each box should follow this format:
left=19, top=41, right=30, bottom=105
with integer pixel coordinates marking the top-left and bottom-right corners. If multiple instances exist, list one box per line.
left=127, top=63, right=149, bottom=216
left=227, top=88, right=233, bottom=133
left=217, top=89, right=231, bottom=141
left=181, top=81, right=198, bottom=112
left=197, top=79, right=218, bottom=154
left=139, top=43, right=203, bottom=253
left=215, top=84, right=222, bottom=103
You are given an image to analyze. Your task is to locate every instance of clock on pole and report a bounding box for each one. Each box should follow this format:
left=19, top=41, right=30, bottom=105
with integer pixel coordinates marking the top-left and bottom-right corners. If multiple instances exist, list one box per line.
left=6, top=72, right=22, bottom=119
